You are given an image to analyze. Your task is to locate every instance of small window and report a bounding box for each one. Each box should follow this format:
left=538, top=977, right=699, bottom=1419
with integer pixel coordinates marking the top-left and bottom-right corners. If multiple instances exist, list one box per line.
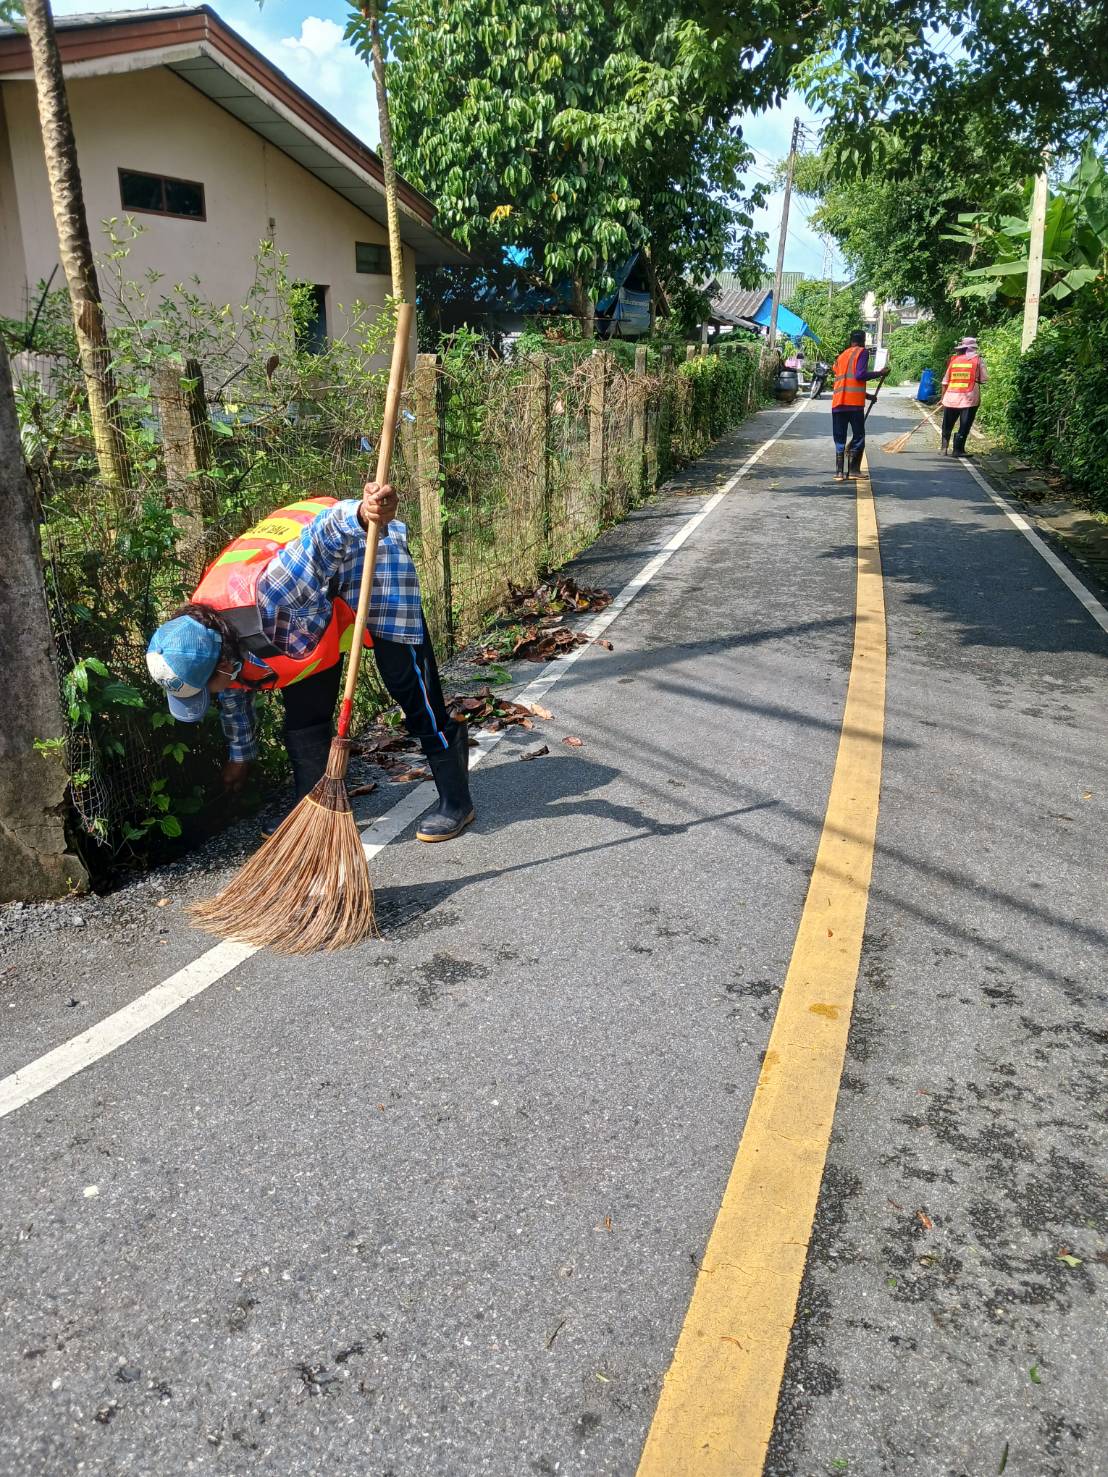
left=119, top=168, right=205, bottom=220
left=355, top=241, right=389, bottom=275
left=295, top=284, right=329, bottom=354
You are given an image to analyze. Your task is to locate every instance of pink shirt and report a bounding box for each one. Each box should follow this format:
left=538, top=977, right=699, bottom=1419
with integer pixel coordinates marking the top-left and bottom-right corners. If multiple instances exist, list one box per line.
left=942, top=354, right=988, bottom=408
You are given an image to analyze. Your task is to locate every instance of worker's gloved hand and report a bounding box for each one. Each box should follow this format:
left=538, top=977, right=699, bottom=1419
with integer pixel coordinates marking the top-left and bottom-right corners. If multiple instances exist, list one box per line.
left=879, top=367, right=890, bottom=378
left=221, top=759, right=254, bottom=796
left=359, top=481, right=397, bottom=529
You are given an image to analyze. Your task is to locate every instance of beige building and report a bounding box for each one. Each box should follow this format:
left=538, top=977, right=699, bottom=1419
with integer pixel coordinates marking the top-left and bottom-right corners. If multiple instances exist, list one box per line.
left=0, top=5, right=463, bottom=356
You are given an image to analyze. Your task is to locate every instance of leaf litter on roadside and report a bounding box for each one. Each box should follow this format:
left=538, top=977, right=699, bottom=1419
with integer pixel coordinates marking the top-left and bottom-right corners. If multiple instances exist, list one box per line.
left=500, top=575, right=612, bottom=621
left=473, top=624, right=591, bottom=665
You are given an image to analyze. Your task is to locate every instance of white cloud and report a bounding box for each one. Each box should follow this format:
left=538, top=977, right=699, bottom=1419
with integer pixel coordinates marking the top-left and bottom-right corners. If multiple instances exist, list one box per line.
left=281, top=16, right=344, bottom=61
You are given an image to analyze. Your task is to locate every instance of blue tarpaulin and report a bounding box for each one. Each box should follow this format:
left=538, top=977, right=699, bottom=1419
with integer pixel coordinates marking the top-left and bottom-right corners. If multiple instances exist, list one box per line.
left=751, top=297, right=816, bottom=345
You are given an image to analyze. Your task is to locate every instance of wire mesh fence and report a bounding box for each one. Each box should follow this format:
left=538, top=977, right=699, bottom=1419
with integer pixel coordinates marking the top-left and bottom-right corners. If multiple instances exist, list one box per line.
left=7, top=323, right=767, bottom=857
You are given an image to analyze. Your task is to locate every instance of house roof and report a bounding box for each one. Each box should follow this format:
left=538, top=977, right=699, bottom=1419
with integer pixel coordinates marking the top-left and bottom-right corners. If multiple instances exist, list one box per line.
left=705, top=274, right=771, bottom=323
left=0, top=5, right=466, bottom=264
left=759, top=270, right=808, bottom=301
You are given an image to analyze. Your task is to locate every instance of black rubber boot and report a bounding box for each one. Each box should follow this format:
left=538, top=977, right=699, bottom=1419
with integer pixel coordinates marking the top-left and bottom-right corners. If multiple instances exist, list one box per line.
left=940, top=437, right=950, bottom=455
left=261, top=722, right=332, bottom=838
left=952, top=433, right=966, bottom=457
left=416, top=723, right=475, bottom=843
left=834, top=450, right=845, bottom=482
left=848, top=445, right=864, bottom=478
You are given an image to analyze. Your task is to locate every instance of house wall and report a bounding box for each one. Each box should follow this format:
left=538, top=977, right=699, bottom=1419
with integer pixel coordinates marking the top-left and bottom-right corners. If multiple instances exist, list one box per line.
left=0, top=66, right=416, bottom=358
left=0, top=89, right=25, bottom=314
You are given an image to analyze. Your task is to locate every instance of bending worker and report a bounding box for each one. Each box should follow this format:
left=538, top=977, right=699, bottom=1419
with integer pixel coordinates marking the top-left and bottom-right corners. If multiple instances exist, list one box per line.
left=144, top=483, right=474, bottom=843
left=940, top=335, right=988, bottom=456
left=832, top=330, right=888, bottom=481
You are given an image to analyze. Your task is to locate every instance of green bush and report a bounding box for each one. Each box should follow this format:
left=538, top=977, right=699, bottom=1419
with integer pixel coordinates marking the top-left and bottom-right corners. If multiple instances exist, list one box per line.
left=672, top=348, right=762, bottom=462
left=974, top=318, right=1024, bottom=439
left=1009, top=302, right=1108, bottom=511
left=969, top=299, right=1108, bottom=511
left=885, top=320, right=961, bottom=386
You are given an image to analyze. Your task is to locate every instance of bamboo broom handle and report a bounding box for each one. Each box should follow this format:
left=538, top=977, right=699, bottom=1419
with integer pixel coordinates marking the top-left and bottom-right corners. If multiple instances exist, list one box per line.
left=336, top=301, right=413, bottom=738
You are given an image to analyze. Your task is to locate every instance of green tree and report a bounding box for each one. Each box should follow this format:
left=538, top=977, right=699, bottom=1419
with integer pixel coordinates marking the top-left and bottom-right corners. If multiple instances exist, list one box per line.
left=783, top=280, right=864, bottom=359
left=348, top=1, right=788, bottom=334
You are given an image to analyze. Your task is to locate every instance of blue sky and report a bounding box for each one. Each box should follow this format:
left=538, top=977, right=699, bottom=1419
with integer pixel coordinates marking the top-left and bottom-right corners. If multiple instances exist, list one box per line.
left=53, top=0, right=846, bottom=278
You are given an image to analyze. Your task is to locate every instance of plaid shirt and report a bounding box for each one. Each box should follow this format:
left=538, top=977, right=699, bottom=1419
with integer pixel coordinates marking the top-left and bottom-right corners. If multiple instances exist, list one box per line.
left=218, top=500, right=423, bottom=761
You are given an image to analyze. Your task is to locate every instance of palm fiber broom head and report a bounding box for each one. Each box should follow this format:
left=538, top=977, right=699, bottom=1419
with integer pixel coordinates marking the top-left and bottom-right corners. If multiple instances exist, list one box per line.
left=190, top=736, right=377, bottom=953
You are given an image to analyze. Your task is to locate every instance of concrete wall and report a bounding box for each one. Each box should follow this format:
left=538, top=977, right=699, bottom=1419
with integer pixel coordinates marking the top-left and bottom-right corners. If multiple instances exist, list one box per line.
left=0, top=66, right=416, bottom=356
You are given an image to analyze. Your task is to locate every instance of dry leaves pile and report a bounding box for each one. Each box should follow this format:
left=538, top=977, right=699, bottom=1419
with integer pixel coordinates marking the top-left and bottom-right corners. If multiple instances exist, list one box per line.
left=473, top=625, right=591, bottom=665
left=502, top=576, right=612, bottom=620
left=354, top=728, right=430, bottom=784
left=447, top=687, right=549, bottom=734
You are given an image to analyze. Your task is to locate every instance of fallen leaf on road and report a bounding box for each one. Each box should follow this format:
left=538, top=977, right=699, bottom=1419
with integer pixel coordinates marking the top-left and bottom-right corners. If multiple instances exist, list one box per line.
left=916, top=1210, right=933, bottom=1231
left=1057, top=1253, right=1083, bottom=1268
left=156, top=898, right=170, bottom=907
left=563, top=736, right=584, bottom=748
left=520, top=743, right=549, bottom=761
left=530, top=702, right=553, bottom=720
left=1029, top=1365, right=1041, bottom=1384
left=1082, top=791, right=1093, bottom=799
left=349, top=782, right=378, bottom=797
left=598, top=1215, right=612, bottom=1232
left=887, top=1198, right=903, bottom=1212
left=594, top=638, right=614, bottom=651
left=720, top=1335, right=745, bottom=1349
left=388, top=768, right=430, bottom=784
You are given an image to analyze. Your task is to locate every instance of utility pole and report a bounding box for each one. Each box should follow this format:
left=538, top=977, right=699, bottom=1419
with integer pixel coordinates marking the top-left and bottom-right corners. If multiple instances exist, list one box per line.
left=766, top=117, right=802, bottom=354
left=1021, top=165, right=1049, bottom=352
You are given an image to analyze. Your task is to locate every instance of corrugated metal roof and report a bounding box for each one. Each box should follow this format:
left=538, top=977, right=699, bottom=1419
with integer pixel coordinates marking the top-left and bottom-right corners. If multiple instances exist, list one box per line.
left=708, top=274, right=770, bottom=322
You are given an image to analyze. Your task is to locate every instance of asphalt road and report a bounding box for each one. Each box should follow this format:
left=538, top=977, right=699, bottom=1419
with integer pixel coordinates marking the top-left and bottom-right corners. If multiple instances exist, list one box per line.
left=1, top=391, right=1105, bottom=1477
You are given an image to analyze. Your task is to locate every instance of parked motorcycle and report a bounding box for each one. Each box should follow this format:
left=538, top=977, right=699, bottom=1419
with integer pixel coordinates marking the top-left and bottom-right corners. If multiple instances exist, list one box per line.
left=809, top=361, right=829, bottom=399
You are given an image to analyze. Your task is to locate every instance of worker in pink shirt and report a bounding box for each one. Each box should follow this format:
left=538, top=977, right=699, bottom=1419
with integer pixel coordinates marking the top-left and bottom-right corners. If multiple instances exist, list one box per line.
left=941, top=336, right=989, bottom=456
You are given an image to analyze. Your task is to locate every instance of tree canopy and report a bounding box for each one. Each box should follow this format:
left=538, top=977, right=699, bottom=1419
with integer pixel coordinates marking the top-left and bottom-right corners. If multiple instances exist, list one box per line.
left=347, top=0, right=813, bottom=327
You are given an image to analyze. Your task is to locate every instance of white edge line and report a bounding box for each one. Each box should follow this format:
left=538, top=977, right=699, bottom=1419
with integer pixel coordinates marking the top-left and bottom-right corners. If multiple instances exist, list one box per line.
left=0, top=398, right=810, bottom=1123
left=917, top=405, right=1108, bottom=637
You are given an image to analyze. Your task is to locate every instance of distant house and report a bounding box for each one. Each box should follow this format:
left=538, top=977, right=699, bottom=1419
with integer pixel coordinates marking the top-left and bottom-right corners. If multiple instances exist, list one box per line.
left=423, top=251, right=657, bottom=342
left=699, top=273, right=815, bottom=345
left=0, top=5, right=465, bottom=359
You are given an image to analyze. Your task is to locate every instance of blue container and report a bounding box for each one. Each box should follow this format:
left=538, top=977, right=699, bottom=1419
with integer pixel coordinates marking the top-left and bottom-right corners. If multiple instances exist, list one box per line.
left=917, top=368, right=938, bottom=402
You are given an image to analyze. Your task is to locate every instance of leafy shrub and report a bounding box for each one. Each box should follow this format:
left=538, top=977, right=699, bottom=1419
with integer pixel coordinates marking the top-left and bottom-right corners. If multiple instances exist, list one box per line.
left=1009, top=299, right=1108, bottom=511
left=974, top=318, right=1025, bottom=439
left=885, top=320, right=961, bottom=385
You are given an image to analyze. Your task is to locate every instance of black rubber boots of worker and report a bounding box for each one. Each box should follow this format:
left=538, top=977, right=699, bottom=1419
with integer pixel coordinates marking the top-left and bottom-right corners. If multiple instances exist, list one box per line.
left=849, top=446, right=864, bottom=478
left=952, top=433, right=967, bottom=457
left=834, top=450, right=845, bottom=482
left=417, top=722, right=475, bottom=843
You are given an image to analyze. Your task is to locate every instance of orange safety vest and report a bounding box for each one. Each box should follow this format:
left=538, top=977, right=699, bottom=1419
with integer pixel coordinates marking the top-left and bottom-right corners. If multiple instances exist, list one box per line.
left=831, top=346, right=868, bottom=409
left=191, top=496, right=372, bottom=691
left=945, top=354, right=979, bottom=394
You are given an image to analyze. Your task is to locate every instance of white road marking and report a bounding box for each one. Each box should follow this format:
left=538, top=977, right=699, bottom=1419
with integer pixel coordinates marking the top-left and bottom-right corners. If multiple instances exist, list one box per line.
left=0, top=399, right=811, bottom=1124
left=916, top=404, right=1108, bottom=637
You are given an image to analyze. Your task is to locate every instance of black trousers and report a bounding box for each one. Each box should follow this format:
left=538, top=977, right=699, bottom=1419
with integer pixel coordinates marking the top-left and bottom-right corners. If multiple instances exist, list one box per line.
left=941, top=405, right=978, bottom=443
left=831, top=406, right=866, bottom=452
left=281, top=619, right=451, bottom=752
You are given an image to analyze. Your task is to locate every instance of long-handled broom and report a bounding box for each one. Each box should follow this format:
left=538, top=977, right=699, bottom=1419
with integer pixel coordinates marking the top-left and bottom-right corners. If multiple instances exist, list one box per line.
left=192, top=1, right=415, bottom=953
left=882, top=417, right=926, bottom=454
left=191, top=303, right=413, bottom=953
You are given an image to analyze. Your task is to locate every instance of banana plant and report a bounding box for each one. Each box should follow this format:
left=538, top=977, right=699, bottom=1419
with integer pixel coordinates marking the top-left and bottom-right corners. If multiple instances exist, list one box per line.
left=944, top=145, right=1108, bottom=306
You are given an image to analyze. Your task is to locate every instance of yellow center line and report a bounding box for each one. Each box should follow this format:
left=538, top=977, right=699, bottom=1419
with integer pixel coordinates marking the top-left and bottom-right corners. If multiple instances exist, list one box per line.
left=636, top=456, right=887, bottom=1476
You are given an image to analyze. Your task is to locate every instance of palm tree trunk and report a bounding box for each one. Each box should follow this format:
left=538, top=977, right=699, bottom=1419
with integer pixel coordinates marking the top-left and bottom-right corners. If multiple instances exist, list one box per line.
left=23, top=0, right=130, bottom=491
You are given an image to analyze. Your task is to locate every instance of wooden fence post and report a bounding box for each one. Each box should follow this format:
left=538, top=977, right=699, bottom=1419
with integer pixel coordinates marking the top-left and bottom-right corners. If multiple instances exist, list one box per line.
left=154, top=357, right=214, bottom=562
left=631, top=345, right=648, bottom=497
left=526, top=355, right=550, bottom=570
left=0, top=341, right=89, bottom=900
left=656, top=344, right=674, bottom=485
left=588, top=347, right=608, bottom=493
left=685, top=343, right=698, bottom=362
left=414, top=352, right=451, bottom=648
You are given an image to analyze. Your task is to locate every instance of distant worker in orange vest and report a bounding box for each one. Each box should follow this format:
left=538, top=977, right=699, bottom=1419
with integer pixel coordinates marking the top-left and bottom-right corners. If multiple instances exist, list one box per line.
left=145, top=483, right=474, bottom=843
left=831, top=330, right=889, bottom=481
left=940, top=336, right=989, bottom=456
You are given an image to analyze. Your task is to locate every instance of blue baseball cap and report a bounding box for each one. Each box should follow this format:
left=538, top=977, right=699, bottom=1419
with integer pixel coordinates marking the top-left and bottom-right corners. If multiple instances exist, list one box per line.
left=146, top=615, right=222, bottom=721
